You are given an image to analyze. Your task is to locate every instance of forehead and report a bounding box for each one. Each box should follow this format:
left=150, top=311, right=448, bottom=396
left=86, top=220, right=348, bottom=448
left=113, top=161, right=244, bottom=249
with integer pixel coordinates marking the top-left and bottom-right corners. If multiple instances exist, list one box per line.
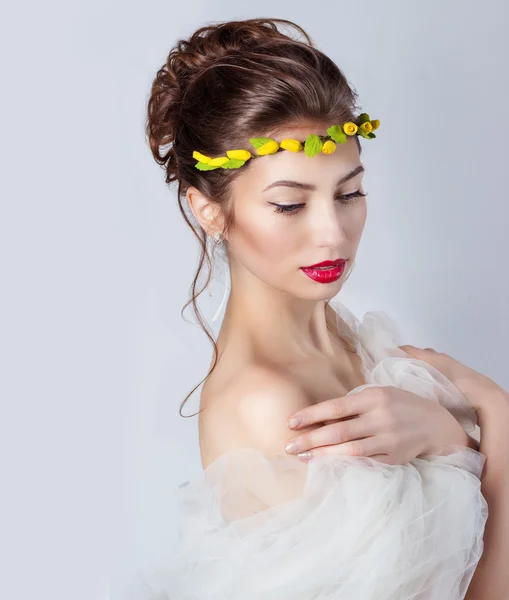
left=236, top=124, right=362, bottom=193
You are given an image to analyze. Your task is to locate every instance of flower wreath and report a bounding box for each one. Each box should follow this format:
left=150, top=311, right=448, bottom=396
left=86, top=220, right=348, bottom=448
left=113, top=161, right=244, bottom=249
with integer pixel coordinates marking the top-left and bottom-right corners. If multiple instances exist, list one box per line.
left=192, top=113, right=380, bottom=171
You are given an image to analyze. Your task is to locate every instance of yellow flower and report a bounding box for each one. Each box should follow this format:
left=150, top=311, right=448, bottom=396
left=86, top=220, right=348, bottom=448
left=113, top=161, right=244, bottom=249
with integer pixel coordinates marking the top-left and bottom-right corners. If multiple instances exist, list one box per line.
left=280, top=139, right=303, bottom=152
left=342, top=122, right=358, bottom=136
left=322, top=140, right=337, bottom=154
left=257, top=140, right=280, bottom=155
left=370, top=119, right=380, bottom=130
left=227, top=149, right=252, bottom=161
left=208, top=156, right=230, bottom=166
left=193, top=150, right=212, bottom=164
left=359, top=121, right=373, bottom=134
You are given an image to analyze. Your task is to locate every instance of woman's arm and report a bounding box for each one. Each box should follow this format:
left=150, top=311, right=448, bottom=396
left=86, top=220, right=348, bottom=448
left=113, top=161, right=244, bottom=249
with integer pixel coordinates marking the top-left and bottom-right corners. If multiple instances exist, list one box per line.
left=465, top=385, right=509, bottom=600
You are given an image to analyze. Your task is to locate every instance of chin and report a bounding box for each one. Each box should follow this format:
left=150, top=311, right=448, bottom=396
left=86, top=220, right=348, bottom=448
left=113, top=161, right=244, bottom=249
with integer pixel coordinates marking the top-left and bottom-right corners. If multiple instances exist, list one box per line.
left=292, top=282, right=344, bottom=302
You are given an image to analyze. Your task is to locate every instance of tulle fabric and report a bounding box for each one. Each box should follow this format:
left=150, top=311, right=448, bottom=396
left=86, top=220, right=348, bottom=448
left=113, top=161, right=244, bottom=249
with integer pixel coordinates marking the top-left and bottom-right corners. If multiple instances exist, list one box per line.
left=129, top=300, right=488, bottom=600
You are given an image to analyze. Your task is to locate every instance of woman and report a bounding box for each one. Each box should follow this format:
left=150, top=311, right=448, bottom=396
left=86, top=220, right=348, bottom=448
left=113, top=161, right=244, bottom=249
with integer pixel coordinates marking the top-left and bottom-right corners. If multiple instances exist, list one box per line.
left=134, top=17, right=509, bottom=600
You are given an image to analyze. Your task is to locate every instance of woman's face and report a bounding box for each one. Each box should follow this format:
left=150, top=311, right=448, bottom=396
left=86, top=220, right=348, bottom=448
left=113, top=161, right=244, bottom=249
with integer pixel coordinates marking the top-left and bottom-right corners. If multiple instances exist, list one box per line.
left=226, top=124, right=367, bottom=301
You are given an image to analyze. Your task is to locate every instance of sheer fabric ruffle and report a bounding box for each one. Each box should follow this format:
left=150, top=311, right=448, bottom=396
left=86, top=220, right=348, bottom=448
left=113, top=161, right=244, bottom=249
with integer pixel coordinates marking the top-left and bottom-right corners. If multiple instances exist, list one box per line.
left=128, top=300, right=487, bottom=600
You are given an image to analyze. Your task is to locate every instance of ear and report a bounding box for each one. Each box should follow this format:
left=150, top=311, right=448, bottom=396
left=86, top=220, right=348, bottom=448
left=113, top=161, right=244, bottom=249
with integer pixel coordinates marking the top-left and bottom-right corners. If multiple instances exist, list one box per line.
left=186, top=186, right=224, bottom=238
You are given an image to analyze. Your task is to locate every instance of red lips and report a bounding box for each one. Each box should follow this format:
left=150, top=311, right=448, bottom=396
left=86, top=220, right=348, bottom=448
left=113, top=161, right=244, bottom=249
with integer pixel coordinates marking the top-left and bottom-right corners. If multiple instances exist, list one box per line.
left=300, top=259, right=347, bottom=284
left=303, top=259, right=346, bottom=268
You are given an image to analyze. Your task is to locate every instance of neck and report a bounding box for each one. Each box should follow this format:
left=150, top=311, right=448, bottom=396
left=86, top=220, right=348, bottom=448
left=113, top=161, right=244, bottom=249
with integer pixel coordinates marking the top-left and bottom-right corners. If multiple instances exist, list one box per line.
left=216, top=272, right=344, bottom=364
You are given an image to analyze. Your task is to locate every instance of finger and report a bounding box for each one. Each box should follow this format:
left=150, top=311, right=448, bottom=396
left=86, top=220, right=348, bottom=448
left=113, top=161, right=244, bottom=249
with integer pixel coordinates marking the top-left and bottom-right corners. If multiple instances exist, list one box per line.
left=288, top=415, right=378, bottom=454
left=288, top=391, right=372, bottom=429
left=370, top=454, right=396, bottom=465
left=297, top=435, right=386, bottom=461
left=323, top=416, right=360, bottom=426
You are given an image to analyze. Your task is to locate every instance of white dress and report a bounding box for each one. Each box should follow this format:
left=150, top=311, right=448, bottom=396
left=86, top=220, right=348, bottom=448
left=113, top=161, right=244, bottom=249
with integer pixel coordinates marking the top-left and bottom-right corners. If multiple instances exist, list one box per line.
left=128, top=300, right=488, bottom=600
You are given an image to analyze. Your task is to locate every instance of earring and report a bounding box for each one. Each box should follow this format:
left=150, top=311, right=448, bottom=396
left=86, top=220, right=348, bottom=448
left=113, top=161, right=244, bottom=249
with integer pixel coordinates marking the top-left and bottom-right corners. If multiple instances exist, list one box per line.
left=213, top=233, right=223, bottom=244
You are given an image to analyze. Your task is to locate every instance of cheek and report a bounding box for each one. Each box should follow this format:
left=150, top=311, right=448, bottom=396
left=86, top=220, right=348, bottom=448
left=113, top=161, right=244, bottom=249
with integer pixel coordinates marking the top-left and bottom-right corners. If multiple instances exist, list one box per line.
left=356, top=201, right=368, bottom=233
left=231, top=210, right=299, bottom=277
left=344, top=199, right=367, bottom=241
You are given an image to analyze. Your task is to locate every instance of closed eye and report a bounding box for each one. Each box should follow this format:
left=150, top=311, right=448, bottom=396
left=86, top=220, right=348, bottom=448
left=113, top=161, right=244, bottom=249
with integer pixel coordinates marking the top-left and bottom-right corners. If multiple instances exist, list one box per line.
left=271, top=190, right=367, bottom=216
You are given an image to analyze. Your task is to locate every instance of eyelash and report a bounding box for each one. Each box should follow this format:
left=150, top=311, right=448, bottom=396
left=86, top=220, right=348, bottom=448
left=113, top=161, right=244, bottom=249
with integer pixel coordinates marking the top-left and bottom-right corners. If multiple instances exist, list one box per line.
left=272, top=191, right=367, bottom=216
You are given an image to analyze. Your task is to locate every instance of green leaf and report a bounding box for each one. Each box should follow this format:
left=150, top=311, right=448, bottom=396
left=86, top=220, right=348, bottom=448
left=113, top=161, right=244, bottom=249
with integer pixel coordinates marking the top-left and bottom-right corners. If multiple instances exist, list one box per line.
left=368, top=132, right=376, bottom=139
left=327, top=125, right=341, bottom=138
left=304, top=134, right=323, bottom=157
left=357, top=128, right=370, bottom=139
left=220, top=158, right=246, bottom=169
left=195, top=162, right=221, bottom=170
left=327, top=125, right=347, bottom=144
left=249, top=137, right=274, bottom=150
left=358, top=113, right=371, bottom=124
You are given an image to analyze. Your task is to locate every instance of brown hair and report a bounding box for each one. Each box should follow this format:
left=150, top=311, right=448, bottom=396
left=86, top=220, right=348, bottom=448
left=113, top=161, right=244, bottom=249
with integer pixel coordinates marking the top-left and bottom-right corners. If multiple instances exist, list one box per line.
left=145, top=17, right=362, bottom=417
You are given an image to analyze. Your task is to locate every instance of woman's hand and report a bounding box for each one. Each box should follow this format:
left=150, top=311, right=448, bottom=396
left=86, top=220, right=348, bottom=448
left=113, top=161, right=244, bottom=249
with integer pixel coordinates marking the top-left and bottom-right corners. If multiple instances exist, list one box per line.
left=399, top=345, right=503, bottom=413
left=285, top=385, right=472, bottom=464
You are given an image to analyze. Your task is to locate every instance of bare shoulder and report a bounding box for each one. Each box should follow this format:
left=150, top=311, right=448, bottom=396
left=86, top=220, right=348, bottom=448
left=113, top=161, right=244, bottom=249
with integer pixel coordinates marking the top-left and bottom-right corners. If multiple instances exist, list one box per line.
left=200, top=364, right=318, bottom=462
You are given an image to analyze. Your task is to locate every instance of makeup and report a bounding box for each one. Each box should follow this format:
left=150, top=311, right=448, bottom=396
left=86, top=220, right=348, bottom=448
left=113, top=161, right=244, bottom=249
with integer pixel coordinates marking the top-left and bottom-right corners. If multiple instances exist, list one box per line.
left=300, top=259, right=346, bottom=283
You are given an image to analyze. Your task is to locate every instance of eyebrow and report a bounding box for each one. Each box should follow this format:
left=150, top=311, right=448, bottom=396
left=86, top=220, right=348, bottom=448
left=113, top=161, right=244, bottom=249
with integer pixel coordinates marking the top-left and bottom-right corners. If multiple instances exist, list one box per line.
left=262, top=164, right=365, bottom=193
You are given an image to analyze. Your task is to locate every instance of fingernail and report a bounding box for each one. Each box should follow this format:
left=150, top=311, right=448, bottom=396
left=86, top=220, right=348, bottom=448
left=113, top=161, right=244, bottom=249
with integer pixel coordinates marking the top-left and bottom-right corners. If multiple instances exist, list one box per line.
left=285, top=442, right=299, bottom=454
left=288, top=417, right=301, bottom=429
left=297, top=452, right=313, bottom=462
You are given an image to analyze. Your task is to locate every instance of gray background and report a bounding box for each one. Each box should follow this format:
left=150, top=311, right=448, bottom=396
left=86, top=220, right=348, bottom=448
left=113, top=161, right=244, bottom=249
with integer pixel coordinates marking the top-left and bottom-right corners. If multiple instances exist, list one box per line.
left=0, top=1, right=507, bottom=599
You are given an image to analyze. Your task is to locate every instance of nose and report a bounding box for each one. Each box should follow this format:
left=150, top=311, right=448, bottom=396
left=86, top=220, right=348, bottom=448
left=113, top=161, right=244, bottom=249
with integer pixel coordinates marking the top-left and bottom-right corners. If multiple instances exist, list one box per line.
left=309, top=200, right=348, bottom=249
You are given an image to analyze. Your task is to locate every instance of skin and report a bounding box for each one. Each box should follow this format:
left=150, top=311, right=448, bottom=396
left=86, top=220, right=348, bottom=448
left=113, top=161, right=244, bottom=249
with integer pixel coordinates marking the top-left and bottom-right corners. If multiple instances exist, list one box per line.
left=188, top=129, right=508, bottom=596
left=187, top=122, right=473, bottom=469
